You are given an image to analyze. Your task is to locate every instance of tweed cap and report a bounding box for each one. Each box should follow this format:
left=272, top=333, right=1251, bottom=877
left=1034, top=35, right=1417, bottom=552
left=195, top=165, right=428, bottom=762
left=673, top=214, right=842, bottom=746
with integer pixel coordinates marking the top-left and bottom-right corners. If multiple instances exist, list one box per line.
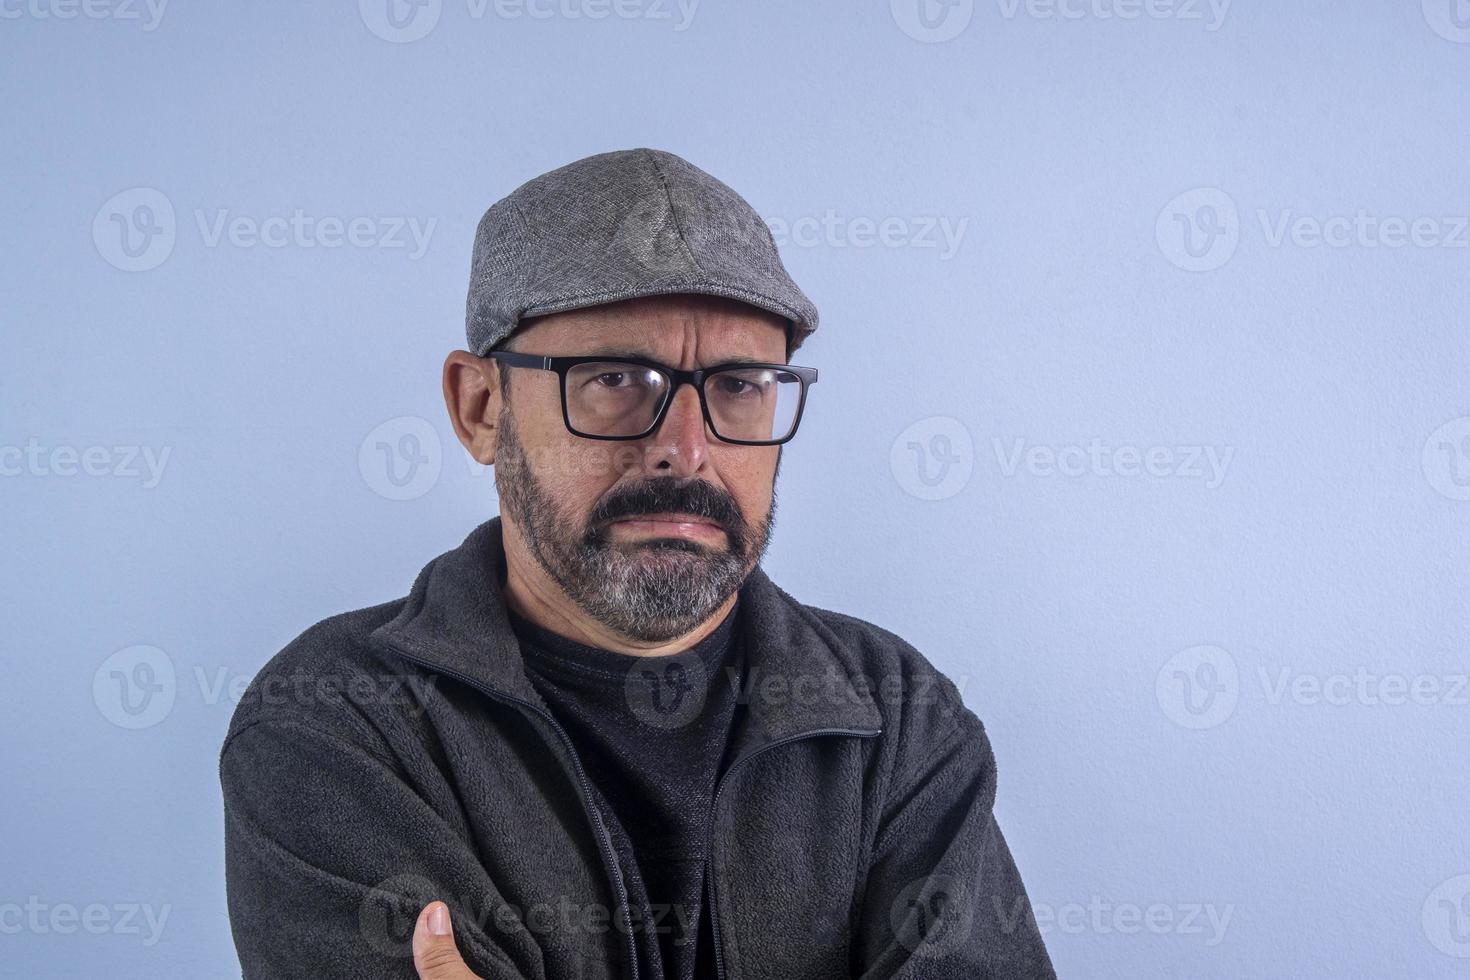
left=465, top=147, right=819, bottom=357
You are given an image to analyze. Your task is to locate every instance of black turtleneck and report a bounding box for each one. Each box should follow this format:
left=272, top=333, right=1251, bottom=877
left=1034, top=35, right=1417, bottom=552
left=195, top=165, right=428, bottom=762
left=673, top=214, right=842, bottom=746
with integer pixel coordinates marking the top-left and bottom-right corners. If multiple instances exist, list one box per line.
left=506, top=597, right=745, bottom=980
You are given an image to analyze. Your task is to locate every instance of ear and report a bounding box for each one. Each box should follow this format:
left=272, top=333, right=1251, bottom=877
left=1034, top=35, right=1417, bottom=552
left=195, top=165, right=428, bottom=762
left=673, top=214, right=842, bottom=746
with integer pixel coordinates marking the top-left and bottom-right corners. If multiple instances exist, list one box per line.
left=443, top=350, right=500, bottom=466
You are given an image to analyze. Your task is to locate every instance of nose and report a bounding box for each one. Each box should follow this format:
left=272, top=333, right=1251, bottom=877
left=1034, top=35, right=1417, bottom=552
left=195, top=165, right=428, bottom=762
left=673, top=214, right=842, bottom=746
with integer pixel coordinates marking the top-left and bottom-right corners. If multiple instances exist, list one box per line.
left=640, top=382, right=711, bottom=478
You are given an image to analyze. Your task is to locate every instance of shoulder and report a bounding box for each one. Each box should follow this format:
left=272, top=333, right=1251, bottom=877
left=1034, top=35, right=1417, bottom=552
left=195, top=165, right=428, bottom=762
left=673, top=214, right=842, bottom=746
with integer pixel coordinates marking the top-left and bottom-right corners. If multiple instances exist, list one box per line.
left=798, top=601, right=995, bottom=769
left=220, top=596, right=413, bottom=756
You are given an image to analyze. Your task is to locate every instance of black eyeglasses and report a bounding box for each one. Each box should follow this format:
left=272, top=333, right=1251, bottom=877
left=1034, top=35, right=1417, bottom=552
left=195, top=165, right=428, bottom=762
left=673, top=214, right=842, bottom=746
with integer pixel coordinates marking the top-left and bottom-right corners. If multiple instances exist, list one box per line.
left=488, top=351, right=818, bottom=445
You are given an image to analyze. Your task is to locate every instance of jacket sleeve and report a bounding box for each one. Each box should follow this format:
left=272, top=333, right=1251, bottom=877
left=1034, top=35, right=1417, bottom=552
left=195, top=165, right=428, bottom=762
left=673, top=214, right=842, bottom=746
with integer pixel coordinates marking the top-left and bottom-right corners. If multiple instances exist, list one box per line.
left=852, top=699, right=1056, bottom=979
left=220, top=717, right=532, bottom=980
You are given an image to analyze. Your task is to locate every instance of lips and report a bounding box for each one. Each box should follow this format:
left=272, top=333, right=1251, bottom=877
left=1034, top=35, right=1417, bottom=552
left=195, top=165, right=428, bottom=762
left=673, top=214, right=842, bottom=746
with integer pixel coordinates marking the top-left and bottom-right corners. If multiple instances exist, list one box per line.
left=611, top=512, right=722, bottom=530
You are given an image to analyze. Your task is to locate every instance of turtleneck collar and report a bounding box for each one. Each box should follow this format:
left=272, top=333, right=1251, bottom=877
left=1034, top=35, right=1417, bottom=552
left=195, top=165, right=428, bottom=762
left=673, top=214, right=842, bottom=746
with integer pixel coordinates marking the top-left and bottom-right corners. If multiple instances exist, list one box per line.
left=506, top=593, right=741, bottom=685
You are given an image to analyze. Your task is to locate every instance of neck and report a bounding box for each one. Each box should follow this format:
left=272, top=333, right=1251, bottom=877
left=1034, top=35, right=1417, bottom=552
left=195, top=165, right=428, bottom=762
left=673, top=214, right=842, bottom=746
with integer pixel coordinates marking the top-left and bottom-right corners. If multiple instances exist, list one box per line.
left=500, top=515, right=739, bottom=657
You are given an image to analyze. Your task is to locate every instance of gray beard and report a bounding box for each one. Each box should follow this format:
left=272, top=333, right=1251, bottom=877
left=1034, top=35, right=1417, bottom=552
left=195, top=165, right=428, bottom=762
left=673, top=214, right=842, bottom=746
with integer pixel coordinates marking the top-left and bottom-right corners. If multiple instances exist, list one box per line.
left=492, top=404, right=775, bottom=643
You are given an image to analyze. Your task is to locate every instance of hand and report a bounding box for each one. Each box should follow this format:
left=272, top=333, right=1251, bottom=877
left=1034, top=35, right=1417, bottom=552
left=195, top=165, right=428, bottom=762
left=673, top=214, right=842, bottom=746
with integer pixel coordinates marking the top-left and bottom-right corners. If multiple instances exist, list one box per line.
left=412, top=901, right=483, bottom=980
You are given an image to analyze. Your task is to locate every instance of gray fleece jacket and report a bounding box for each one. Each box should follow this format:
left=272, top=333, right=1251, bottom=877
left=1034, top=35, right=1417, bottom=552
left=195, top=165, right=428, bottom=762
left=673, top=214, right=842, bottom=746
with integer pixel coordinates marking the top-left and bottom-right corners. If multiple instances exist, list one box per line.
left=219, top=516, right=1056, bottom=979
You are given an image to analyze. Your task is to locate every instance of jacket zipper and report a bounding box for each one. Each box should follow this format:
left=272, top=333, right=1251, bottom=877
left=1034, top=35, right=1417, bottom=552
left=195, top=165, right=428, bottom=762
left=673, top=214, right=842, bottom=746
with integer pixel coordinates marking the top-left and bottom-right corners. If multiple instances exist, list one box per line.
left=703, top=726, right=882, bottom=980
left=385, top=652, right=642, bottom=980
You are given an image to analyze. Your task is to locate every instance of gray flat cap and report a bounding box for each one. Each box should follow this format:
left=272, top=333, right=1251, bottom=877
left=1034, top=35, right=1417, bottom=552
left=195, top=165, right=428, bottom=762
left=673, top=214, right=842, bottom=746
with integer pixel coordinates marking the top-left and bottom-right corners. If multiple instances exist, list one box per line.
left=465, top=147, right=819, bottom=357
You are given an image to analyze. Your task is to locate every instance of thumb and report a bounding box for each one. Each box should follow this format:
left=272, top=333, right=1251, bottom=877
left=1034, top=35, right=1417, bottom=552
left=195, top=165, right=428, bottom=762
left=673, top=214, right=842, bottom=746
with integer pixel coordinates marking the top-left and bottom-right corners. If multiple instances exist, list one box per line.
left=412, top=901, right=481, bottom=980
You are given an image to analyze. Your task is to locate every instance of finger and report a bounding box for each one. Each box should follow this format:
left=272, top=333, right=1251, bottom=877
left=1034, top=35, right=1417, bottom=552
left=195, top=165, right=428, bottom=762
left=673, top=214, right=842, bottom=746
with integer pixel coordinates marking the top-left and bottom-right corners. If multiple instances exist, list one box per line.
left=412, top=900, right=481, bottom=979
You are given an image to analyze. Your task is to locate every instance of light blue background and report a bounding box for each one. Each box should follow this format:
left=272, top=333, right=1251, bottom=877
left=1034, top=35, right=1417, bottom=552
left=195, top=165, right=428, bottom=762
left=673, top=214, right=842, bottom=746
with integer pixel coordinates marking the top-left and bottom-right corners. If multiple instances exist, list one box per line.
left=3, top=1, right=1469, bottom=976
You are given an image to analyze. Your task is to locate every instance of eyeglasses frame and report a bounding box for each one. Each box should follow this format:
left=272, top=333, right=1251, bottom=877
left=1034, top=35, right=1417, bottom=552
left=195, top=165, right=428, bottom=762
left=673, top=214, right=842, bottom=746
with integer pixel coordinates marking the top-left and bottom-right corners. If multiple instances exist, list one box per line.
left=486, top=350, right=818, bottom=446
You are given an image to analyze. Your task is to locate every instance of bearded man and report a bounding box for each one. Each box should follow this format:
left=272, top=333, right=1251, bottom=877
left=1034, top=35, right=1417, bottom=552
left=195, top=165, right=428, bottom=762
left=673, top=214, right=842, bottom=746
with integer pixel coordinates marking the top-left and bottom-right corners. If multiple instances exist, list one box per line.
left=219, top=147, right=1055, bottom=980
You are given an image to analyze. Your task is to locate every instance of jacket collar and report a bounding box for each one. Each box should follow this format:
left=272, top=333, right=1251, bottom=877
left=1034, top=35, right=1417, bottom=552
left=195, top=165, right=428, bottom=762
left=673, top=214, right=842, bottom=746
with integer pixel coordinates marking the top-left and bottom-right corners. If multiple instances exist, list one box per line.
left=367, top=516, right=882, bottom=752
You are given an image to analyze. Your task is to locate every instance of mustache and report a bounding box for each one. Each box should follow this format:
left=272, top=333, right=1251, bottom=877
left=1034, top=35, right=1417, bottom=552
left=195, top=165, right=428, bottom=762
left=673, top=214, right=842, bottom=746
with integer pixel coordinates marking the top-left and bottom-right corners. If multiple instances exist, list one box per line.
left=590, top=479, right=742, bottom=531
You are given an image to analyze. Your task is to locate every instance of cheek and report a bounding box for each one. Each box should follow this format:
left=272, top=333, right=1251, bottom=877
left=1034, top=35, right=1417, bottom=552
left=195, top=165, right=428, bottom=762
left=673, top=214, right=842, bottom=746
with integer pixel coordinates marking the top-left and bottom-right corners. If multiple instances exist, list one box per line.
left=533, top=438, right=633, bottom=512
left=718, top=451, right=779, bottom=519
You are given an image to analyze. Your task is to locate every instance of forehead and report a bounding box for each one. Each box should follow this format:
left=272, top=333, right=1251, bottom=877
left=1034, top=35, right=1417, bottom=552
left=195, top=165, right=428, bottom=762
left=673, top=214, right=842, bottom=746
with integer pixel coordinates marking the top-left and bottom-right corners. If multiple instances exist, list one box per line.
left=513, top=294, right=789, bottom=358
